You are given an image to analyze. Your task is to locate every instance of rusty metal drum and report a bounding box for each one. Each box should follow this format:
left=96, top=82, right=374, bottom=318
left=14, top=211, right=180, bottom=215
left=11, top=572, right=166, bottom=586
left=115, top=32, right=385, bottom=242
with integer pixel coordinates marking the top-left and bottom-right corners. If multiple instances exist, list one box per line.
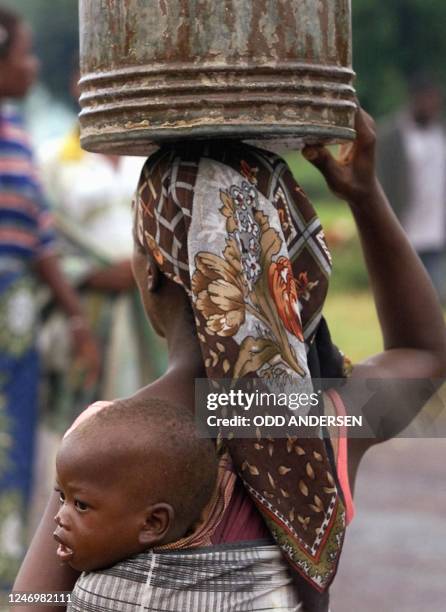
left=79, top=0, right=356, bottom=155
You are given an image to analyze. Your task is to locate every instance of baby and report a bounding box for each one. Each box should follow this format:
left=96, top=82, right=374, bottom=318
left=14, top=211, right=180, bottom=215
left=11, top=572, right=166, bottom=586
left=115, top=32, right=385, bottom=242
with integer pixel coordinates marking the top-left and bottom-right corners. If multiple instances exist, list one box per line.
left=53, top=398, right=217, bottom=573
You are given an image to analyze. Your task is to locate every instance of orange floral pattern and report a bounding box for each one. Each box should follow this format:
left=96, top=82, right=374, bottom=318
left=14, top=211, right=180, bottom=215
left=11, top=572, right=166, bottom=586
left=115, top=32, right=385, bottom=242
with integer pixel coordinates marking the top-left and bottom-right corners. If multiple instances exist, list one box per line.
left=268, top=257, right=304, bottom=342
left=295, top=271, right=319, bottom=302
left=145, top=232, right=164, bottom=266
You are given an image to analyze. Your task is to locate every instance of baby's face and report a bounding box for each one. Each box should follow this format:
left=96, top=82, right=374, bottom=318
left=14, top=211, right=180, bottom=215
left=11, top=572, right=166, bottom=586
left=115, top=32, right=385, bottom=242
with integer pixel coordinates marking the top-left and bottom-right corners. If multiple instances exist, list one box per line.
left=53, top=445, right=146, bottom=572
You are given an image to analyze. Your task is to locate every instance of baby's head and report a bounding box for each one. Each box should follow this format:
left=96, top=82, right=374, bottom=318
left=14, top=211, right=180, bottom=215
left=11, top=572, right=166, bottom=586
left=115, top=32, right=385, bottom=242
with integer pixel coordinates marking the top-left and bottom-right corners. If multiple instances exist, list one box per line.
left=53, top=398, right=217, bottom=572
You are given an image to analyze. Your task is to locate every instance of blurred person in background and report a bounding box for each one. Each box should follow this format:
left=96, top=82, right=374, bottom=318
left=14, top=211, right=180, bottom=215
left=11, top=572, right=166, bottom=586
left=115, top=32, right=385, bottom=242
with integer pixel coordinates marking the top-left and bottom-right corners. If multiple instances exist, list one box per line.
left=377, top=73, right=446, bottom=303
left=0, top=5, right=99, bottom=587
left=37, top=67, right=166, bottom=429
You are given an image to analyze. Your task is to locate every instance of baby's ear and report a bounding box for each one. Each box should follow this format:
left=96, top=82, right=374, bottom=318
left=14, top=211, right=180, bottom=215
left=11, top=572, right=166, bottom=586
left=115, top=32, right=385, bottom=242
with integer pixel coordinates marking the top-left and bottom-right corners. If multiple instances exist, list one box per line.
left=138, top=503, right=174, bottom=547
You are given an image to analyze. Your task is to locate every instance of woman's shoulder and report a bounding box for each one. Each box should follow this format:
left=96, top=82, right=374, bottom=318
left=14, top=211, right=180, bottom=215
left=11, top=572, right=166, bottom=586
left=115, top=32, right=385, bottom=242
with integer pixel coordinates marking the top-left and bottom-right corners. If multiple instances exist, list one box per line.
left=63, top=400, right=115, bottom=438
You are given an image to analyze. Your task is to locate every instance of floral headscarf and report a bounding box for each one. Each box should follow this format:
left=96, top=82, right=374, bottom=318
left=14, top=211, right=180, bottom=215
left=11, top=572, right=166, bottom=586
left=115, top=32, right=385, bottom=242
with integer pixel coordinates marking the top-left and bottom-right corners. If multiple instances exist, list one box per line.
left=135, top=141, right=346, bottom=596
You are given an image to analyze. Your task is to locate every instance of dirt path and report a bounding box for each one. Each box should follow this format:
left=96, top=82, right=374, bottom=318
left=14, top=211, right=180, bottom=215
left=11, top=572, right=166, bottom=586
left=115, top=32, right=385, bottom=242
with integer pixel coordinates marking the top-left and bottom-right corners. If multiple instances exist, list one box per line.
left=331, top=438, right=446, bottom=611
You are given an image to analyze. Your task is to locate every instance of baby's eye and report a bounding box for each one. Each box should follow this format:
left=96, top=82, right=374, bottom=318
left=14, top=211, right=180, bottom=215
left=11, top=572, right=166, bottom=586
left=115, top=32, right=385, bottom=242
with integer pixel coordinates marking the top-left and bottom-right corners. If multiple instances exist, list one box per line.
left=55, top=487, right=65, bottom=503
left=74, top=499, right=89, bottom=512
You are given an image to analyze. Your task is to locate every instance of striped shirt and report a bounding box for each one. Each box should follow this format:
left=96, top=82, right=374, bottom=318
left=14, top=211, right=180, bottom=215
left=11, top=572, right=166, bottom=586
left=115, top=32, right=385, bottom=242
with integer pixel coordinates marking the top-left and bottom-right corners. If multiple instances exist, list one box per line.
left=0, top=105, right=56, bottom=267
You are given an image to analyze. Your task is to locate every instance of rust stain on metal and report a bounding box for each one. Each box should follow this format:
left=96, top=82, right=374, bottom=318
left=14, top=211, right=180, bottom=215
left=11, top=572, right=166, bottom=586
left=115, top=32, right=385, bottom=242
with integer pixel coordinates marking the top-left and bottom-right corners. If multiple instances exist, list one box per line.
left=318, top=0, right=330, bottom=60
left=246, top=0, right=271, bottom=60
left=123, top=3, right=138, bottom=62
left=175, top=2, right=192, bottom=61
left=159, top=0, right=167, bottom=16
left=334, top=0, right=351, bottom=66
left=305, top=33, right=315, bottom=61
left=276, top=1, right=294, bottom=60
left=79, top=0, right=356, bottom=155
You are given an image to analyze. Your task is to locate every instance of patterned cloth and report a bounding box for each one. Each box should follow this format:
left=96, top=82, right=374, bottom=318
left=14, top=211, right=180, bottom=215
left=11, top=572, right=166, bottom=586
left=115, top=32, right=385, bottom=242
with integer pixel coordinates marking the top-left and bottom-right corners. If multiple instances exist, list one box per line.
left=135, top=141, right=346, bottom=595
left=159, top=451, right=237, bottom=550
left=0, top=105, right=56, bottom=586
left=68, top=541, right=303, bottom=612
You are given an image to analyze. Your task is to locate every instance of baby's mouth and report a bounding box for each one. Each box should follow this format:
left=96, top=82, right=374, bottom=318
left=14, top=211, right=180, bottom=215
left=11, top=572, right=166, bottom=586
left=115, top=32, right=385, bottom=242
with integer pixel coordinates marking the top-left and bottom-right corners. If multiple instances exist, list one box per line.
left=53, top=531, right=74, bottom=562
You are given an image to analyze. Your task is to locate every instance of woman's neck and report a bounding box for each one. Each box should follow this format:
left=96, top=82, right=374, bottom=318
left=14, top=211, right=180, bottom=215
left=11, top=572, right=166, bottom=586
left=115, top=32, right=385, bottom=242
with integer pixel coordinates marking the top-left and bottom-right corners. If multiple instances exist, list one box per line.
left=166, top=331, right=206, bottom=379
left=130, top=316, right=205, bottom=409
left=132, top=355, right=205, bottom=412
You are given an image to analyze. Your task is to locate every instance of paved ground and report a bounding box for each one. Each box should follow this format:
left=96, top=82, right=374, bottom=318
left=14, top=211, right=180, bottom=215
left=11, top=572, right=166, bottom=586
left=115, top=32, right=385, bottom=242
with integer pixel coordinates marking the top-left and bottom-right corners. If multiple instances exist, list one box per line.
left=330, top=438, right=446, bottom=612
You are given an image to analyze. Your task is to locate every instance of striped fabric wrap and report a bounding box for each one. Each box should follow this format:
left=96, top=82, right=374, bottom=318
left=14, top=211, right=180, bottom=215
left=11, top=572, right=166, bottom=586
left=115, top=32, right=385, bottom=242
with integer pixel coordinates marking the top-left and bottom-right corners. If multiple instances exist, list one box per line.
left=68, top=541, right=304, bottom=612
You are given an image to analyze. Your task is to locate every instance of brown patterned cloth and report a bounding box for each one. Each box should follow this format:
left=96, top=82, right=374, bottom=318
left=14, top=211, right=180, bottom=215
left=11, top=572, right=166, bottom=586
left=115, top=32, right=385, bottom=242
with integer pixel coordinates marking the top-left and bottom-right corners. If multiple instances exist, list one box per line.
left=134, top=141, right=346, bottom=599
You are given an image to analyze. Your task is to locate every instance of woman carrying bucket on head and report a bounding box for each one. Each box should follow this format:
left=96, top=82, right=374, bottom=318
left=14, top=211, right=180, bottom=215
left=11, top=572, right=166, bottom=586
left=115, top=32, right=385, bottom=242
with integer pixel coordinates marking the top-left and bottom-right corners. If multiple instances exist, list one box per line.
left=13, top=107, right=446, bottom=611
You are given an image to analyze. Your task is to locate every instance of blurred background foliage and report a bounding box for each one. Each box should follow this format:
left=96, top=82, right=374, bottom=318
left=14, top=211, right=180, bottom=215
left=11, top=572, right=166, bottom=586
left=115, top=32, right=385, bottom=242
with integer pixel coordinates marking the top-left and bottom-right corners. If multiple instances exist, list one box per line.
left=4, top=0, right=444, bottom=360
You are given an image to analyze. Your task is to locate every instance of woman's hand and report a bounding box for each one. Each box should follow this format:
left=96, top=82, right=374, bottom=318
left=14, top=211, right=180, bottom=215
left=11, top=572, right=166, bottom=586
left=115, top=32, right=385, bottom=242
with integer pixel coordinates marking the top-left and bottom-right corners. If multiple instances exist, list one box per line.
left=35, top=254, right=101, bottom=387
left=302, top=107, right=379, bottom=207
left=69, top=318, right=101, bottom=388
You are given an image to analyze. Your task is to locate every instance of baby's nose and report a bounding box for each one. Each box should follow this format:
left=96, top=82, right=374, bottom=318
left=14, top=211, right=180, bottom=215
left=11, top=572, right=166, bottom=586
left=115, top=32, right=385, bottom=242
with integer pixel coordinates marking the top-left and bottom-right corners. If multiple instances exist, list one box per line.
left=54, top=506, right=69, bottom=529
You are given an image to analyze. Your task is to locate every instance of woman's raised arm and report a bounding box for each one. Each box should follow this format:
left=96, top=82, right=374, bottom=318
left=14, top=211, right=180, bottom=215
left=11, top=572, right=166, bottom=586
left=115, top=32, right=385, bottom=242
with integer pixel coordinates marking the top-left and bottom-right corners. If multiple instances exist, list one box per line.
left=303, top=107, right=446, bottom=379
left=303, top=108, right=446, bottom=442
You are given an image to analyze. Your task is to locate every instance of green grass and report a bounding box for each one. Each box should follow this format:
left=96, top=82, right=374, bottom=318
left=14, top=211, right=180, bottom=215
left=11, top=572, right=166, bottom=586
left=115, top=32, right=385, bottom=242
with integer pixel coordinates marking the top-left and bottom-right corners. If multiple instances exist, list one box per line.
left=324, top=291, right=382, bottom=362
left=285, top=150, right=334, bottom=201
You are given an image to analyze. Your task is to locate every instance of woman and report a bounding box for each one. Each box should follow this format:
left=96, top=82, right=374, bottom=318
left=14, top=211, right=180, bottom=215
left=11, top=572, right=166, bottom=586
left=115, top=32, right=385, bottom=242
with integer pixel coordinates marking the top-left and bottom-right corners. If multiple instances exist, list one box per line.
left=13, top=107, right=446, bottom=611
left=37, top=71, right=165, bottom=425
left=0, top=6, right=99, bottom=586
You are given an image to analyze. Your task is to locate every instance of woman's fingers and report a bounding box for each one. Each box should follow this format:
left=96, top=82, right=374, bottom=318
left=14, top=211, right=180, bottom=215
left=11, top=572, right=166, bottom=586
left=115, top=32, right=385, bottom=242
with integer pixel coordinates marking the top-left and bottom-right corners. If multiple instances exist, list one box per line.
left=354, top=107, right=376, bottom=152
left=338, top=142, right=356, bottom=166
left=302, top=145, right=338, bottom=174
left=302, top=105, right=378, bottom=203
left=302, top=145, right=348, bottom=197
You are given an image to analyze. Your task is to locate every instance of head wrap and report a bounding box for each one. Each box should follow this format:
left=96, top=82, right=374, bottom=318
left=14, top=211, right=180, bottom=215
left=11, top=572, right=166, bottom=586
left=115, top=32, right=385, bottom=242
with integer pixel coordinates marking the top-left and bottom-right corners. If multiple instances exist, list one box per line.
left=135, top=141, right=346, bottom=595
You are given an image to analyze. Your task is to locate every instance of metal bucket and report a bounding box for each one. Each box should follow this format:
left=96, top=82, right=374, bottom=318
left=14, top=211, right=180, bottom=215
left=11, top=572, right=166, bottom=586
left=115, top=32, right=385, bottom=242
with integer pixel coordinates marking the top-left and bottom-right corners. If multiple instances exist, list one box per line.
left=79, top=0, right=356, bottom=155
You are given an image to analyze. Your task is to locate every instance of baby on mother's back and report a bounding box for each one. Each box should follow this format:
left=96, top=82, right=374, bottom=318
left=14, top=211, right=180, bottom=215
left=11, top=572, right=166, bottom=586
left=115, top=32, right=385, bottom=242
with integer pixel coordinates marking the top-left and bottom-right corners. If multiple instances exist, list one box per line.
left=54, top=398, right=217, bottom=610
